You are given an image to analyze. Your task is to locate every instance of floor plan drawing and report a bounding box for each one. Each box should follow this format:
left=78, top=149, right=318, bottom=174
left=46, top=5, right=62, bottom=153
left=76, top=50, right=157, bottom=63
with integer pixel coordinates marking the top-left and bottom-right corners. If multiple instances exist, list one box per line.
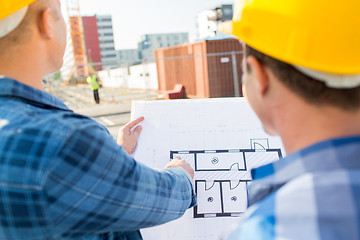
left=170, top=138, right=283, bottom=218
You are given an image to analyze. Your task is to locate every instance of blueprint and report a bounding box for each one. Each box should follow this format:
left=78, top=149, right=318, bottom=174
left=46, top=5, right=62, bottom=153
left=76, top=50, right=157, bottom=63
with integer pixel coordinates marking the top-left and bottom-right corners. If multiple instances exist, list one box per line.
left=171, top=139, right=282, bottom=218
left=131, top=98, right=284, bottom=240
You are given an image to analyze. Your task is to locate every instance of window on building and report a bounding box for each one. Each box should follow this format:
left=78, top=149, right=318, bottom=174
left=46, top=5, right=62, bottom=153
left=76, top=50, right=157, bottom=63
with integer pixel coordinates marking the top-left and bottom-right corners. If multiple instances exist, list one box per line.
left=102, top=54, right=117, bottom=58
left=98, top=26, right=112, bottom=29
left=99, top=18, right=112, bottom=22
left=100, top=40, right=114, bottom=44
left=101, top=47, right=115, bottom=51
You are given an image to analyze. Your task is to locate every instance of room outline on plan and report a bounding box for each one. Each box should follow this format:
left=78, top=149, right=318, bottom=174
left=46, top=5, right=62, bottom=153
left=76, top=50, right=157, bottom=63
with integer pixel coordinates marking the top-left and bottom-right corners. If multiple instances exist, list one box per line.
left=170, top=138, right=283, bottom=219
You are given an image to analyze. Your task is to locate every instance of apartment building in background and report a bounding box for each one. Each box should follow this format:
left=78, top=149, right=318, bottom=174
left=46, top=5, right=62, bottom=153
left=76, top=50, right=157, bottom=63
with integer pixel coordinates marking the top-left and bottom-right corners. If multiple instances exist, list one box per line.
left=65, top=14, right=118, bottom=76
left=116, top=49, right=141, bottom=67
left=96, top=15, right=118, bottom=69
left=138, top=32, right=189, bottom=61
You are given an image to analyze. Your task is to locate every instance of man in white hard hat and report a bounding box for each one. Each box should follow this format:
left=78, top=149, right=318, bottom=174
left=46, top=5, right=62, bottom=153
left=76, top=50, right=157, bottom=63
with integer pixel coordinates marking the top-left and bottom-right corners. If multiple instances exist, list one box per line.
left=220, top=0, right=360, bottom=239
left=0, top=1, right=195, bottom=239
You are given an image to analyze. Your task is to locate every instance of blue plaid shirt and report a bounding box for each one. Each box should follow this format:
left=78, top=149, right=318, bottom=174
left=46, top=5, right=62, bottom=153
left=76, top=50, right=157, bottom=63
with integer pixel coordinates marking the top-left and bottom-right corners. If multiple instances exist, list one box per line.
left=226, top=136, right=360, bottom=240
left=0, top=77, right=196, bottom=240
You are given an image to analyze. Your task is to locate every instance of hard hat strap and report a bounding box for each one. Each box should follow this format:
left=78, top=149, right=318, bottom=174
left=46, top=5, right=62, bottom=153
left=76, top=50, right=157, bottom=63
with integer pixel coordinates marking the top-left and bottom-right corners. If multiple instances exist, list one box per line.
left=294, top=65, right=360, bottom=89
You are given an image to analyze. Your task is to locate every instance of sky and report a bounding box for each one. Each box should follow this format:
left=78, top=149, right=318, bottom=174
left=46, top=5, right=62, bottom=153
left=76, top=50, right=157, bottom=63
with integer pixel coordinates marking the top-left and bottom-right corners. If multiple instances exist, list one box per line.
left=77, top=0, right=233, bottom=50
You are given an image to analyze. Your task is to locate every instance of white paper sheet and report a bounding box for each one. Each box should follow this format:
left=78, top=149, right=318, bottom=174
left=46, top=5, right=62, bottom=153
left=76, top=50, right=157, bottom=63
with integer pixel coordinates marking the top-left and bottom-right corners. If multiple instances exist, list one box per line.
left=131, top=98, right=284, bottom=240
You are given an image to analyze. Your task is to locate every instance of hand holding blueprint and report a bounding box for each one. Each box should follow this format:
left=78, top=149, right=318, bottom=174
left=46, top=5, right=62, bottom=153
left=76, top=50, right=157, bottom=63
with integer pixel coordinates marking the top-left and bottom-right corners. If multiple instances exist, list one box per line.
left=131, top=98, right=284, bottom=240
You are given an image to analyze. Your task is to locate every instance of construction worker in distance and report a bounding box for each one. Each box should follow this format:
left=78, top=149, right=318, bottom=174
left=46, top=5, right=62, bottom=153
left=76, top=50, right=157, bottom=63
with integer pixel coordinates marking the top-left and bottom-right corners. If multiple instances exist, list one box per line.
left=0, top=0, right=196, bottom=239
left=220, top=0, right=360, bottom=239
left=87, top=74, right=100, bottom=104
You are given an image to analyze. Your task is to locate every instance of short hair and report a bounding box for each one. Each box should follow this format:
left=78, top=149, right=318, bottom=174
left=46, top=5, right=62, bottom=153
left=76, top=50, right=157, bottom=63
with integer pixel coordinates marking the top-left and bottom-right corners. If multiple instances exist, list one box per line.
left=0, top=6, right=34, bottom=56
left=0, top=0, right=60, bottom=56
left=245, top=45, right=360, bottom=111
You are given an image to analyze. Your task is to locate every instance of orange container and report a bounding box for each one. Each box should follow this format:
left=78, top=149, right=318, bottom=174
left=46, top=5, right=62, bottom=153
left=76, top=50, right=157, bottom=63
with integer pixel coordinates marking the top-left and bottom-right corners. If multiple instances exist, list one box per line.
left=155, top=39, right=243, bottom=98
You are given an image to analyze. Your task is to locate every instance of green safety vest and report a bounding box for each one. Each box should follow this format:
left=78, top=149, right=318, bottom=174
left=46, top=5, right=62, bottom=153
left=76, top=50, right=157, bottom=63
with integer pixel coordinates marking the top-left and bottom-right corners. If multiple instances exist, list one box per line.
left=87, top=76, right=100, bottom=91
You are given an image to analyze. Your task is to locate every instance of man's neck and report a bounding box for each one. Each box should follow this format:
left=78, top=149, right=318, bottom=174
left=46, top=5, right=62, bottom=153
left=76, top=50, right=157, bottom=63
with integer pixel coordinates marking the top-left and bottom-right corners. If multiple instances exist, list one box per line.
left=0, top=47, right=45, bottom=91
left=276, top=102, right=360, bottom=154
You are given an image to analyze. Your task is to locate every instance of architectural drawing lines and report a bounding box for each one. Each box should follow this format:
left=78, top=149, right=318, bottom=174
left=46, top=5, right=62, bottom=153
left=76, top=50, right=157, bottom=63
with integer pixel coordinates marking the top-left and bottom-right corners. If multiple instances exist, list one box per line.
left=170, top=138, right=282, bottom=219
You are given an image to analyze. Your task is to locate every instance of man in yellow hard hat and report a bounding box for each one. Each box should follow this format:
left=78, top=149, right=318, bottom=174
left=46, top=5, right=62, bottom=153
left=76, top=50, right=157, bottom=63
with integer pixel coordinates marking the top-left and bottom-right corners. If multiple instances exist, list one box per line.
left=221, top=0, right=360, bottom=239
left=0, top=1, right=195, bottom=239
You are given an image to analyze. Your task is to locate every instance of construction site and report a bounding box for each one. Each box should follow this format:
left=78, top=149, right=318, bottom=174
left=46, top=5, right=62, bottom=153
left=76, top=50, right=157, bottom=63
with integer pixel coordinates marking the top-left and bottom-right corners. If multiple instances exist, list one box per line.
left=51, top=0, right=243, bottom=102
left=61, top=0, right=100, bottom=85
left=1, top=0, right=359, bottom=239
left=44, top=0, right=244, bottom=140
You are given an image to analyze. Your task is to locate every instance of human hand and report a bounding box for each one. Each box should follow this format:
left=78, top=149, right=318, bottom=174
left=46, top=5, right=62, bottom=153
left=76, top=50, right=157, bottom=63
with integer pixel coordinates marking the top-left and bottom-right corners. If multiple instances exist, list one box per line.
left=165, top=158, right=194, bottom=179
left=117, top=117, right=145, bottom=154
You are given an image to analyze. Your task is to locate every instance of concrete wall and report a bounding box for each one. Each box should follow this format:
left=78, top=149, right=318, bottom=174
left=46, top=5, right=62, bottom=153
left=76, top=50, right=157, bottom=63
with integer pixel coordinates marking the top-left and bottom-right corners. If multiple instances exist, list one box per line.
left=98, top=63, right=158, bottom=90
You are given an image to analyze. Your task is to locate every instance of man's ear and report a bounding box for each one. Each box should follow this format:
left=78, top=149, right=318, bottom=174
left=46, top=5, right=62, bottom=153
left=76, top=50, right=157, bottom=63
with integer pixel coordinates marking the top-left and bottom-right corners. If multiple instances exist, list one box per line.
left=247, top=55, right=269, bottom=96
left=38, top=8, right=54, bottom=39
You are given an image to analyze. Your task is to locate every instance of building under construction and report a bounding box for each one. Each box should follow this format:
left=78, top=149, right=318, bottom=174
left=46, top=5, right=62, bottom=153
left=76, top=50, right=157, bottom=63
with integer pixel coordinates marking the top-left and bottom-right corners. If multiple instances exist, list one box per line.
left=63, top=0, right=88, bottom=83
left=61, top=0, right=117, bottom=84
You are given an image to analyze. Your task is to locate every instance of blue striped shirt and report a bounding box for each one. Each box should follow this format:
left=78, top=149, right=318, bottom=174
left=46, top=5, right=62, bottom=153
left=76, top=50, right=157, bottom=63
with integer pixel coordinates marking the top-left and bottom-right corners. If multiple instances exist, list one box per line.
left=0, top=77, right=196, bottom=240
left=226, top=136, right=360, bottom=240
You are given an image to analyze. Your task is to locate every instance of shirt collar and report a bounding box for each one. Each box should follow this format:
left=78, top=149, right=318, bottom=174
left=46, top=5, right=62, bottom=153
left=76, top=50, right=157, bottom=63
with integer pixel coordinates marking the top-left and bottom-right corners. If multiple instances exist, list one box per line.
left=0, top=77, right=70, bottom=111
left=248, top=135, right=360, bottom=206
left=252, top=135, right=360, bottom=183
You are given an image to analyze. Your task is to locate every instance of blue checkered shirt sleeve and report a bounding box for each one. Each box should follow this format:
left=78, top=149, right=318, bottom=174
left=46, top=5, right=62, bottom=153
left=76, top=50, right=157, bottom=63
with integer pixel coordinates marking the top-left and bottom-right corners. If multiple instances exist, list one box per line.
left=45, top=121, right=196, bottom=238
left=224, top=137, right=360, bottom=240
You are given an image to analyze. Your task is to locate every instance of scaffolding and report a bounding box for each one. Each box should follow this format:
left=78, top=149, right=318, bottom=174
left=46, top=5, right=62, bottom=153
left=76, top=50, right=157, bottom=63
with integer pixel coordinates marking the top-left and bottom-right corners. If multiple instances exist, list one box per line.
left=66, top=0, right=89, bottom=84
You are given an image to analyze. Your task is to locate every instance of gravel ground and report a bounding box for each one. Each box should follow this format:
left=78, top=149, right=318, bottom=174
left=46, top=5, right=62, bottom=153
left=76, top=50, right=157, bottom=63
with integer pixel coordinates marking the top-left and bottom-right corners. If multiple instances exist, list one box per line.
left=45, top=81, right=159, bottom=111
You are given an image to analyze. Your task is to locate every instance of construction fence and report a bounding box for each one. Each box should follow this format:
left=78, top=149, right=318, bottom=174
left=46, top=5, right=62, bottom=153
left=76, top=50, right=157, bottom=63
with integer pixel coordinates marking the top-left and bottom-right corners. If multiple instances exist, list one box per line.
left=87, top=50, right=244, bottom=98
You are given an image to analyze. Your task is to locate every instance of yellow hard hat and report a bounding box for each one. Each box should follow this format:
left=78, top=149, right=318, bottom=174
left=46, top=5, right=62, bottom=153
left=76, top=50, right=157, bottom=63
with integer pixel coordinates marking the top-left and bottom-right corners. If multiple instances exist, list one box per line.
left=0, top=0, right=37, bottom=20
left=221, top=0, right=360, bottom=75
left=0, top=0, right=37, bottom=38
